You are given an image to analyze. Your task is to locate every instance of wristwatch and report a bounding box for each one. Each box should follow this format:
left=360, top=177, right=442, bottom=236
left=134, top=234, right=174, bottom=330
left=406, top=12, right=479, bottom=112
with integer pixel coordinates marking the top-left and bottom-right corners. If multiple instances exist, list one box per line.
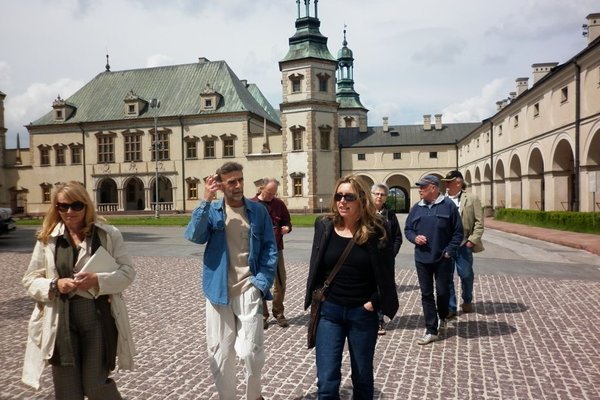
left=49, top=278, right=59, bottom=296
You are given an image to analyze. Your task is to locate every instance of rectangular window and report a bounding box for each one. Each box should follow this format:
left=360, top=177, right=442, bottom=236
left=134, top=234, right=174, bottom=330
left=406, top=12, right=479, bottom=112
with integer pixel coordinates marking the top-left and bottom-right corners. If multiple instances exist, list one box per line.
left=152, top=133, right=169, bottom=161
left=561, top=87, right=568, bottom=103
left=98, top=136, right=114, bottom=163
left=533, top=103, right=540, bottom=117
left=292, top=80, right=301, bottom=93
left=320, top=130, right=330, bottom=150
left=40, top=148, right=50, bottom=166
left=204, top=140, right=215, bottom=158
left=429, top=151, right=438, bottom=159
left=186, top=141, right=197, bottom=159
left=223, top=139, right=234, bottom=157
left=205, top=99, right=212, bottom=109
left=124, top=135, right=142, bottom=162
left=357, top=153, right=365, bottom=160
left=319, top=77, right=327, bottom=92
left=513, top=115, right=519, bottom=127
left=293, top=177, right=302, bottom=196
left=393, top=152, right=401, bottom=160
left=498, top=125, right=503, bottom=136
left=188, top=182, right=198, bottom=199
left=56, top=148, right=65, bottom=165
left=71, top=147, right=82, bottom=164
left=292, top=131, right=302, bottom=151
left=56, top=110, right=63, bottom=119
left=128, top=104, right=135, bottom=114
left=42, top=186, right=51, bottom=203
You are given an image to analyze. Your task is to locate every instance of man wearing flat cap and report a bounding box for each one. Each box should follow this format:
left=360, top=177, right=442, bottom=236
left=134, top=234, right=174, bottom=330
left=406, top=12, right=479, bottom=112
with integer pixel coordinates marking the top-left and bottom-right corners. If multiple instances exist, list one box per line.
left=405, top=174, right=463, bottom=345
left=442, top=170, right=484, bottom=318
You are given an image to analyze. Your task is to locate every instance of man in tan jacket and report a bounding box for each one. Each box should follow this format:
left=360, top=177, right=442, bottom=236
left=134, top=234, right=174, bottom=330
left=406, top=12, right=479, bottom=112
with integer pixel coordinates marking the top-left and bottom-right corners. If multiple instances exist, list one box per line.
left=442, top=170, right=484, bottom=317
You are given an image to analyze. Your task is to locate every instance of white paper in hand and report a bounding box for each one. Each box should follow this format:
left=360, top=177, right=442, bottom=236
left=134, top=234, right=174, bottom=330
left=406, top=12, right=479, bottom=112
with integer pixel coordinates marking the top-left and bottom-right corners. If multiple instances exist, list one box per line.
left=80, top=246, right=119, bottom=273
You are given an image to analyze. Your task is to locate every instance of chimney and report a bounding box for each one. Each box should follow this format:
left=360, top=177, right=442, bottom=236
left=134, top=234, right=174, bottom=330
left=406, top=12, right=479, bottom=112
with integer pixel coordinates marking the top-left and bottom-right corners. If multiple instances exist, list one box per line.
left=434, top=114, right=442, bottom=130
left=423, top=114, right=431, bottom=131
left=532, top=62, right=558, bottom=84
left=198, top=57, right=210, bottom=63
left=496, top=100, right=504, bottom=111
left=383, top=117, right=389, bottom=132
left=584, top=13, right=600, bottom=45
left=509, top=91, right=516, bottom=100
left=240, top=79, right=248, bottom=87
left=516, top=77, right=529, bottom=96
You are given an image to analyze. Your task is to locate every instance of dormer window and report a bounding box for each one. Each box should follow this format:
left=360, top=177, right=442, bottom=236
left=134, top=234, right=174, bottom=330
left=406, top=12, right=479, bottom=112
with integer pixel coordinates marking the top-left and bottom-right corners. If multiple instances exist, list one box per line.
left=200, top=83, right=222, bottom=112
left=123, top=90, right=147, bottom=117
left=52, top=95, right=76, bottom=122
left=289, top=73, right=304, bottom=93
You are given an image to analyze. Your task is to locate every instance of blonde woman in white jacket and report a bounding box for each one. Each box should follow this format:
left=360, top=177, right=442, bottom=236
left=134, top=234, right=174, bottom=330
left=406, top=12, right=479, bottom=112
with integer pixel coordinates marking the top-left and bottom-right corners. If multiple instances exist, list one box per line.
left=22, top=181, right=135, bottom=399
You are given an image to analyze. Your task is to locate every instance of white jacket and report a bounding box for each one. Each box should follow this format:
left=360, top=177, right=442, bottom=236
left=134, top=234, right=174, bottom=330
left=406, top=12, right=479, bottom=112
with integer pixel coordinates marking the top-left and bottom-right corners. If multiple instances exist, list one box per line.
left=22, top=223, right=136, bottom=389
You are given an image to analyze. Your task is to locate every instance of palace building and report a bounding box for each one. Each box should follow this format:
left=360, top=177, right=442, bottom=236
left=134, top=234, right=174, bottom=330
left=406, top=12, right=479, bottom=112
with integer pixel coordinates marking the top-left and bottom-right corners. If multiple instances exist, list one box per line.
left=1, top=4, right=599, bottom=215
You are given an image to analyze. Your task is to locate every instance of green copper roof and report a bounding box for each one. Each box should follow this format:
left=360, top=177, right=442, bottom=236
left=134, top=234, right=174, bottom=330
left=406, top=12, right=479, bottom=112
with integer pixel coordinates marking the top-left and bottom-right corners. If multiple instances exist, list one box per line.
left=31, top=60, right=281, bottom=127
left=281, top=17, right=336, bottom=63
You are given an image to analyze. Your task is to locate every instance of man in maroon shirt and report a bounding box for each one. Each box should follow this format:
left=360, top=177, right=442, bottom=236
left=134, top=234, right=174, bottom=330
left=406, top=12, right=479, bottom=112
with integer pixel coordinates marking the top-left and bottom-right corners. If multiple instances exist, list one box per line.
left=252, top=178, right=292, bottom=329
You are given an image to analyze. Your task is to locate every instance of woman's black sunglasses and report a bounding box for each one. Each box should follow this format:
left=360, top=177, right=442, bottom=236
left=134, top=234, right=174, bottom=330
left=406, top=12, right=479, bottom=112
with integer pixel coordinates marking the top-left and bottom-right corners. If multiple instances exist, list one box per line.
left=334, top=193, right=358, bottom=202
left=56, top=201, right=85, bottom=212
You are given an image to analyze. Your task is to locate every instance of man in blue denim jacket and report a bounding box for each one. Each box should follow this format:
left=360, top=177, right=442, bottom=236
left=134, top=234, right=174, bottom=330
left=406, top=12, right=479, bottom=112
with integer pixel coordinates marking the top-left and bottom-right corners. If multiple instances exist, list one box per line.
left=185, top=161, right=277, bottom=400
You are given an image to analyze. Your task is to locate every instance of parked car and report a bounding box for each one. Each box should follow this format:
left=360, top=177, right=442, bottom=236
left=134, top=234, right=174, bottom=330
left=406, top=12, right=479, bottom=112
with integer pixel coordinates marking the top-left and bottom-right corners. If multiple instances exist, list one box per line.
left=0, top=208, right=16, bottom=235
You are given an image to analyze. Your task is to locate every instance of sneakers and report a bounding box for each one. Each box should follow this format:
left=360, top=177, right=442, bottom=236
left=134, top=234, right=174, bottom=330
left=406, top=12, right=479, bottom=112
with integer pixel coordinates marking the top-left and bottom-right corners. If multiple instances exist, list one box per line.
left=447, top=310, right=457, bottom=320
left=378, top=323, right=386, bottom=336
left=462, top=303, right=474, bottom=313
left=263, top=318, right=269, bottom=330
left=275, top=315, right=289, bottom=328
left=416, top=333, right=438, bottom=345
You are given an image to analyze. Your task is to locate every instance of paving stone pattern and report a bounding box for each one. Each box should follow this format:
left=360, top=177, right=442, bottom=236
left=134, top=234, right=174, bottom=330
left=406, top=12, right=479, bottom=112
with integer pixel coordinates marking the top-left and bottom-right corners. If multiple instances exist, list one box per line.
left=1, top=253, right=599, bottom=399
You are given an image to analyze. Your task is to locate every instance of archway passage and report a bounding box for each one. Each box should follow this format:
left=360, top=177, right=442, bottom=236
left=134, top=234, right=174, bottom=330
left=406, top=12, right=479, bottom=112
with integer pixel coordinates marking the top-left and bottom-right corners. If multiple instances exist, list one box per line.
left=387, top=186, right=408, bottom=213
left=97, top=178, right=118, bottom=213
left=125, top=177, right=145, bottom=211
left=552, top=139, right=575, bottom=211
left=528, top=148, right=545, bottom=210
left=152, top=176, right=174, bottom=211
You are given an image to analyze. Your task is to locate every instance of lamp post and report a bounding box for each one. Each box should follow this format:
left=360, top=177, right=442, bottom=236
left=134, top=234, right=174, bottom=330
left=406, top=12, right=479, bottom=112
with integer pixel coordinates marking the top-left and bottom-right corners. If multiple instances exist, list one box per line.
left=150, top=98, right=161, bottom=218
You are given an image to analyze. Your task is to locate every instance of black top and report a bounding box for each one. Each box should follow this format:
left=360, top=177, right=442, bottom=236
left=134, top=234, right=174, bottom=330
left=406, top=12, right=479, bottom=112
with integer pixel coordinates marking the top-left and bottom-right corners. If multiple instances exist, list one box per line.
left=305, top=216, right=400, bottom=319
left=323, top=231, right=375, bottom=308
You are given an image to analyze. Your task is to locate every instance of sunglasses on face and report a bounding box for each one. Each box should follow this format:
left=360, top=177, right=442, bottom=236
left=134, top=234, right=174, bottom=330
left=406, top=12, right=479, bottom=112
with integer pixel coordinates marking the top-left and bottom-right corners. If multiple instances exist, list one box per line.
left=56, top=201, right=85, bottom=212
left=334, top=192, right=358, bottom=202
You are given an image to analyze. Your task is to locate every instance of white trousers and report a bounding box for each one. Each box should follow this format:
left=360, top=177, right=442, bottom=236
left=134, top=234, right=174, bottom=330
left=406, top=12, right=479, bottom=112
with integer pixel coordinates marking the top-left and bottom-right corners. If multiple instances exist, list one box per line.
left=206, top=287, right=265, bottom=400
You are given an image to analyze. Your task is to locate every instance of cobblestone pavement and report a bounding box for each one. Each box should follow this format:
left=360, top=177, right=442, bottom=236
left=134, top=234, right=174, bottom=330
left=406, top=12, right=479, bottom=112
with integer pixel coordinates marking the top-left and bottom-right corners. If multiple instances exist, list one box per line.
left=2, top=252, right=600, bottom=399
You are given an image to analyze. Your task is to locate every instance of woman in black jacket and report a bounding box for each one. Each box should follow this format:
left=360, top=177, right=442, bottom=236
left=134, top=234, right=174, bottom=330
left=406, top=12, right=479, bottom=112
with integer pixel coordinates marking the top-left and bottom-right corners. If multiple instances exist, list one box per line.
left=305, top=175, right=399, bottom=399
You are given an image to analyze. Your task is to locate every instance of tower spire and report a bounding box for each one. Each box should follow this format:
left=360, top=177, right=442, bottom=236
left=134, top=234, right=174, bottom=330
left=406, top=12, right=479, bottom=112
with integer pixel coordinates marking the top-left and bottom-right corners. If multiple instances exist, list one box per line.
left=105, top=52, right=111, bottom=72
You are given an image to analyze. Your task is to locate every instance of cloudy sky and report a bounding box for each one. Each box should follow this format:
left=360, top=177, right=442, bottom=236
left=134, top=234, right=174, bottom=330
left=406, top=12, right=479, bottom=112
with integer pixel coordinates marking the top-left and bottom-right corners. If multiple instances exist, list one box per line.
left=0, top=0, right=596, bottom=148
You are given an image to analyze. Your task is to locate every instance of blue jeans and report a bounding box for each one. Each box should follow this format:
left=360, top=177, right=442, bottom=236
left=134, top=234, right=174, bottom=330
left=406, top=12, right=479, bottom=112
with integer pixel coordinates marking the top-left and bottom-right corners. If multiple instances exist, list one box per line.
left=315, top=300, right=378, bottom=400
left=415, top=258, right=453, bottom=335
left=449, top=245, right=474, bottom=312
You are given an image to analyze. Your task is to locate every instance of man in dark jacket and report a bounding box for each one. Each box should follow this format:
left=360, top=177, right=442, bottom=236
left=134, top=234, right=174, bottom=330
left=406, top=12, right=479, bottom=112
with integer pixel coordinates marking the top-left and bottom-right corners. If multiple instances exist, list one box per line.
left=405, top=175, right=463, bottom=345
left=371, top=183, right=402, bottom=335
left=251, top=178, right=292, bottom=329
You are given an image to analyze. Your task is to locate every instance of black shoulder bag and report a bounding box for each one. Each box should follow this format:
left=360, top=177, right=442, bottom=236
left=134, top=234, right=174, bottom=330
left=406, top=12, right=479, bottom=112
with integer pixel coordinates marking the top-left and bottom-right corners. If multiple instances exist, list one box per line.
left=307, top=236, right=355, bottom=349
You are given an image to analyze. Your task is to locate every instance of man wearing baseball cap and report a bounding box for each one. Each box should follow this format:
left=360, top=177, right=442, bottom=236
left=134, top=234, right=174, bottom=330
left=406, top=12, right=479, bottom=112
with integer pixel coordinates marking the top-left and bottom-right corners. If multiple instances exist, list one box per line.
left=441, top=170, right=484, bottom=318
left=405, top=174, right=463, bottom=345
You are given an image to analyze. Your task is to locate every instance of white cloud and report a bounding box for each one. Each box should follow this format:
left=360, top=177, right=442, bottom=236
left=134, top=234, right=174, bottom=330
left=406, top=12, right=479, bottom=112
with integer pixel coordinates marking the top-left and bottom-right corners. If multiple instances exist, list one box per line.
left=442, top=79, right=508, bottom=123
left=5, top=78, right=84, bottom=147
